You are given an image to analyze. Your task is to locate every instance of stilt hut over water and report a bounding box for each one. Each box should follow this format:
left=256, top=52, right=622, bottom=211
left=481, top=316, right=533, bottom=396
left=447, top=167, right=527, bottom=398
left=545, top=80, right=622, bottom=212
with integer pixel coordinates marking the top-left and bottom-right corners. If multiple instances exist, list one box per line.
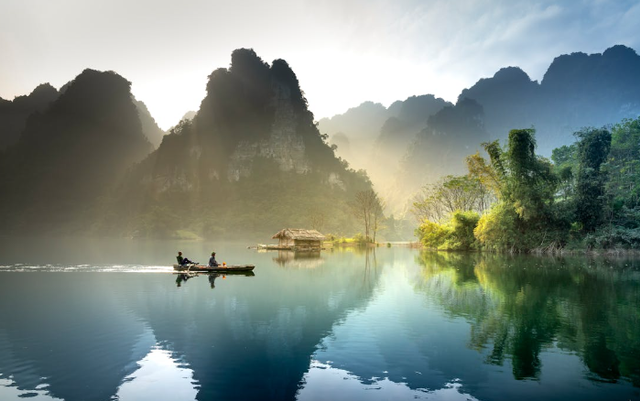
left=271, top=228, right=326, bottom=250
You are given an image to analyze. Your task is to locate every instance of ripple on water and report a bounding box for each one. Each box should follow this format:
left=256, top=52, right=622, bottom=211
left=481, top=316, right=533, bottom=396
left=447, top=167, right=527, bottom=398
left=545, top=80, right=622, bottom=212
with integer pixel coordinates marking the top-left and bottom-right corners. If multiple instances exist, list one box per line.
left=0, top=264, right=174, bottom=273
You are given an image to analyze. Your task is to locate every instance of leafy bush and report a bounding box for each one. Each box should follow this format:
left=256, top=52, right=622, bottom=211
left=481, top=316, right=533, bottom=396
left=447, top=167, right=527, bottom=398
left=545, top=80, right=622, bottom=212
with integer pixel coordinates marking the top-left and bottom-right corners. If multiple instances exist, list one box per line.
left=416, top=210, right=480, bottom=251
left=474, top=203, right=519, bottom=251
left=584, top=227, right=640, bottom=250
left=416, top=220, right=451, bottom=249
left=353, top=232, right=370, bottom=245
left=446, top=211, right=480, bottom=250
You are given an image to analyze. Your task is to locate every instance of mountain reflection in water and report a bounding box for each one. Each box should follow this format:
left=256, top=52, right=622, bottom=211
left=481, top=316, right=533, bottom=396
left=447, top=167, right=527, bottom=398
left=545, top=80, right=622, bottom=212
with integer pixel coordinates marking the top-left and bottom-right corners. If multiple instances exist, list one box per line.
left=0, top=240, right=638, bottom=401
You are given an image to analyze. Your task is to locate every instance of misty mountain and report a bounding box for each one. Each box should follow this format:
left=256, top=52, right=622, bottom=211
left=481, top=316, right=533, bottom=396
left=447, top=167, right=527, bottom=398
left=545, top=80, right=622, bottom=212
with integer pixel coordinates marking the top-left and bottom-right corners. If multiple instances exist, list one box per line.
left=318, top=95, right=451, bottom=217
left=399, top=98, right=488, bottom=200
left=460, top=44, right=640, bottom=154
left=376, top=95, right=451, bottom=158
left=164, top=110, right=196, bottom=138
left=458, top=66, right=538, bottom=143
left=318, top=96, right=450, bottom=171
left=0, top=82, right=165, bottom=150
left=318, top=101, right=391, bottom=172
left=99, top=49, right=372, bottom=239
left=0, top=69, right=152, bottom=233
left=181, top=110, right=197, bottom=121
left=0, top=83, right=59, bottom=150
left=133, top=100, right=166, bottom=148
left=323, top=44, right=640, bottom=215
left=319, top=101, right=389, bottom=142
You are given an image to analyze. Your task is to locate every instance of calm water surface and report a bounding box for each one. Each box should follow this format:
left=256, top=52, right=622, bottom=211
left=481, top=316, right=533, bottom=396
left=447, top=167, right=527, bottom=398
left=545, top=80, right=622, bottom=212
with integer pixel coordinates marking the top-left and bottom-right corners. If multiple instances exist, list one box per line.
left=0, top=238, right=639, bottom=401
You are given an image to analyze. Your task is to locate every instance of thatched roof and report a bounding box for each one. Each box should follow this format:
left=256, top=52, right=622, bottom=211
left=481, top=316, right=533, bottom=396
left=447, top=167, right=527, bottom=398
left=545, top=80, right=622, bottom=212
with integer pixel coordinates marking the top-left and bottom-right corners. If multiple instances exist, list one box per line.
left=272, top=228, right=326, bottom=241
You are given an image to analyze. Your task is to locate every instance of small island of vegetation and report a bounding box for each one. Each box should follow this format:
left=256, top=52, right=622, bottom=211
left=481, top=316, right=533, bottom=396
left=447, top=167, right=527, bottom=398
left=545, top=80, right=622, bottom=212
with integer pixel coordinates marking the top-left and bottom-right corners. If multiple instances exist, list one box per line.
left=412, top=117, right=640, bottom=253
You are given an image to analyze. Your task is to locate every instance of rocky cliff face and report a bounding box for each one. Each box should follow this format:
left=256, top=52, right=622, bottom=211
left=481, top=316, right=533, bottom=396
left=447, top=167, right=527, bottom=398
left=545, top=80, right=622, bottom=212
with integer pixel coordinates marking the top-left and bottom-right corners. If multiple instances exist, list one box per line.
left=108, top=49, right=370, bottom=238
left=140, top=50, right=351, bottom=191
left=227, top=82, right=310, bottom=181
left=133, top=100, right=166, bottom=148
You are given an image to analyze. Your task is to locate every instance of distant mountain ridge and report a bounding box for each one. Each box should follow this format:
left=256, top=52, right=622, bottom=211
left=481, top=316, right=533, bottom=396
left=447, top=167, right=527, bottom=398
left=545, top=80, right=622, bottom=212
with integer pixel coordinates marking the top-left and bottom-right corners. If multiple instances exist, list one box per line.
left=0, top=69, right=153, bottom=232
left=0, top=82, right=165, bottom=150
left=318, top=95, right=451, bottom=193
left=460, top=44, right=640, bottom=154
left=0, top=83, right=58, bottom=149
left=1, top=45, right=637, bottom=237
left=319, top=44, right=640, bottom=215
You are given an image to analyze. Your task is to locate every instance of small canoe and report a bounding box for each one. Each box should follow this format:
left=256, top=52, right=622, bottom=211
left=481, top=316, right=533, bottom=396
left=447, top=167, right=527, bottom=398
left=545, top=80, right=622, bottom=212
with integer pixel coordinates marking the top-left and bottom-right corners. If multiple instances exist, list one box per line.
left=173, top=264, right=255, bottom=273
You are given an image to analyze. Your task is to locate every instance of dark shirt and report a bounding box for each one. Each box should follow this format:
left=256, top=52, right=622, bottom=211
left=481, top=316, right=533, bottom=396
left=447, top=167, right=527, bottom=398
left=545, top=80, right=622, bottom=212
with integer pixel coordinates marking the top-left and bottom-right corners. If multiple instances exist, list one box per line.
left=177, top=255, right=184, bottom=264
left=209, top=256, right=218, bottom=267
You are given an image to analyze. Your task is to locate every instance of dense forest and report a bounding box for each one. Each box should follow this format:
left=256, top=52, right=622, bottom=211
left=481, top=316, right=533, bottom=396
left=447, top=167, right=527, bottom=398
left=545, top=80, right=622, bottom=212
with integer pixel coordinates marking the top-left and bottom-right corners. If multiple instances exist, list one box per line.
left=414, top=117, right=640, bottom=252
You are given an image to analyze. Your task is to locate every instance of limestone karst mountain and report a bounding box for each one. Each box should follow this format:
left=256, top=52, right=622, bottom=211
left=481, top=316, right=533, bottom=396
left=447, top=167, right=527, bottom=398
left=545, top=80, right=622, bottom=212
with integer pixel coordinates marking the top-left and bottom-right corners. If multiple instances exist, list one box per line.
left=0, top=82, right=165, bottom=150
left=0, top=50, right=373, bottom=238
left=0, top=83, right=59, bottom=150
left=133, top=99, right=166, bottom=148
left=2, top=45, right=637, bottom=238
left=0, top=69, right=153, bottom=233
left=459, top=44, right=640, bottom=155
left=320, top=45, right=640, bottom=215
left=99, top=49, right=373, bottom=238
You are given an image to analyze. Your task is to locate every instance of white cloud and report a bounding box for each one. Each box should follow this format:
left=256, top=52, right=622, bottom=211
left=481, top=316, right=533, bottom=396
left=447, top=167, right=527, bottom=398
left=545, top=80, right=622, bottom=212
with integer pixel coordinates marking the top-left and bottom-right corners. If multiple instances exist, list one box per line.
left=1, top=0, right=638, bottom=127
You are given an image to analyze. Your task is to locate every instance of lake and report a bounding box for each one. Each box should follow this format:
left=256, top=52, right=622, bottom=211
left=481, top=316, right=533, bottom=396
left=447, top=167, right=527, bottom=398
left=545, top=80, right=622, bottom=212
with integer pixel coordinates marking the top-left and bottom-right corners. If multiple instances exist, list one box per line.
left=0, top=238, right=639, bottom=401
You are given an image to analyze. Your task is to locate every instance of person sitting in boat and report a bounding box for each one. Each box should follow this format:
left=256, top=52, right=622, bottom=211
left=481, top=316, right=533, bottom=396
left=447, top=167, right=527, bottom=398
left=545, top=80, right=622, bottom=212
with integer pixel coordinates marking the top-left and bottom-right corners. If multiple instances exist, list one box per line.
left=209, top=252, right=219, bottom=267
left=177, top=251, right=195, bottom=265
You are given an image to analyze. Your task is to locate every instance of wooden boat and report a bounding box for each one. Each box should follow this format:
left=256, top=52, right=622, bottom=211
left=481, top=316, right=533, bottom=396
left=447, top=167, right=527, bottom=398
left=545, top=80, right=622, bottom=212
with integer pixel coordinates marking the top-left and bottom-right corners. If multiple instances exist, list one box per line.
left=173, top=264, right=255, bottom=273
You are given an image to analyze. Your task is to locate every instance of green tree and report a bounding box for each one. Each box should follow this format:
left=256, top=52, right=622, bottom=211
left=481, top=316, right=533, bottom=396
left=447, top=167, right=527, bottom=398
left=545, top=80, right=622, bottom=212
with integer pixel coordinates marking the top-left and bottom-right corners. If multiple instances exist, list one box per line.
left=474, top=202, right=520, bottom=251
left=575, top=128, right=611, bottom=232
left=416, top=210, right=480, bottom=251
left=551, top=144, right=578, bottom=201
left=474, top=129, right=562, bottom=251
left=446, top=211, right=480, bottom=250
left=606, top=118, right=640, bottom=212
left=350, top=189, right=383, bottom=242
left=504, top=129, right=557, bottom=221
left=412, top=175, right=492, bottom=223
left=416, top=220, right=451, bottom=249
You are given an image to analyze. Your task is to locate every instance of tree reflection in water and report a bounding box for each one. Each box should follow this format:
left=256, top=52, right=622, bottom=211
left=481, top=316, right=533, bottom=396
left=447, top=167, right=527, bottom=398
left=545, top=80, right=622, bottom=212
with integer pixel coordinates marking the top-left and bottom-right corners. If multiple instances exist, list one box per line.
left=414, top=252, right=640, bottom=385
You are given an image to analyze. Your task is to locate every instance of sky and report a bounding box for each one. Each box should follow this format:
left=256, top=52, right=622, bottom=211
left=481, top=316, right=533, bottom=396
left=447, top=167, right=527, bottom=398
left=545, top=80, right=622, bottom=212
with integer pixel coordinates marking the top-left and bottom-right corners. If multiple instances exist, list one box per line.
left=1, top=0, right=639, bottom=130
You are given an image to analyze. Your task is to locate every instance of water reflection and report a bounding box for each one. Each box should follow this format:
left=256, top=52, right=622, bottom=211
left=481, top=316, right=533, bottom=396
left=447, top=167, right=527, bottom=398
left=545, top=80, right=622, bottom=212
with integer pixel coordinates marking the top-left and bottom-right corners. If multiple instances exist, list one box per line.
left=414, top=252, right=640, bottom=386
left=0, top=273, right=155, bottom=401
left=0, top=375, right=63, bottom=400
left=116, top=347, right=198, bottom=401
left=175, top=273, right=194, bottom=287
left=174, top=271, right=255, bottom=288
left=0, top=243, right=639, bottom=401
left=208, top=273, right=219, bottom=289
left=297, top=361, right=478, bottom=401
left=273, top=251, right=324, bottom=268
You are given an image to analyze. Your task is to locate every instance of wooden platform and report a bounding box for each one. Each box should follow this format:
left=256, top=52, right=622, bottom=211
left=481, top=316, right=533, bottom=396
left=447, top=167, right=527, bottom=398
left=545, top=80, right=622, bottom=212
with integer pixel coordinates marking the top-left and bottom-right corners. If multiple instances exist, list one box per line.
left=256, top=244, right=323, bottom=251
